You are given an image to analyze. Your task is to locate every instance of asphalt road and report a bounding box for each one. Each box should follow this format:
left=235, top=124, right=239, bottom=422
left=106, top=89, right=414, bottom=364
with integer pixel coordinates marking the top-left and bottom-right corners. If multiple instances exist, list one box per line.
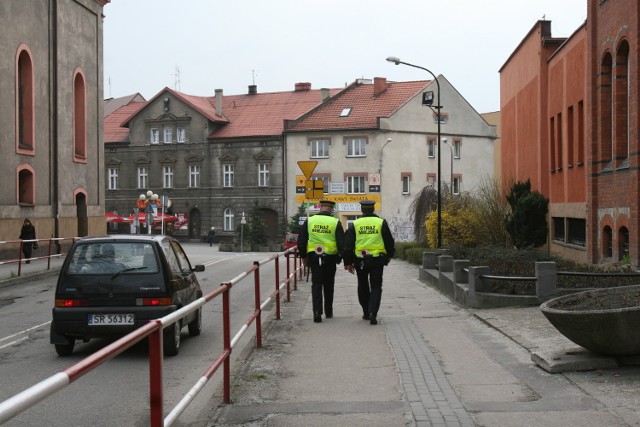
left=0, top=244, right=289, bottom=426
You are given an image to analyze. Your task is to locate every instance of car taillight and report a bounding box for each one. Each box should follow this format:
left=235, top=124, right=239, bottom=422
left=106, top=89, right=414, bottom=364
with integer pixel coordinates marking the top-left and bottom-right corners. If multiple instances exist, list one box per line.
left=137, top=298, right=172, bottom=306
left=55, top=299, right=89, bottom=307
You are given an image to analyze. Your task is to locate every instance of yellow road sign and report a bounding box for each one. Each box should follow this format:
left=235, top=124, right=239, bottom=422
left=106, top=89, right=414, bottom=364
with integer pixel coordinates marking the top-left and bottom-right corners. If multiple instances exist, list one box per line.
left=297, top=161, right=318, bottom=179
left=305, top=179, right=324, bottom=199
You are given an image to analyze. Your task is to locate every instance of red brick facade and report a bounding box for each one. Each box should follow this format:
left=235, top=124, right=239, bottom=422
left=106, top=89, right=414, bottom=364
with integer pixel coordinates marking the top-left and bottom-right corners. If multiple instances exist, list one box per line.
left=501, top=0, right=638, bottom=266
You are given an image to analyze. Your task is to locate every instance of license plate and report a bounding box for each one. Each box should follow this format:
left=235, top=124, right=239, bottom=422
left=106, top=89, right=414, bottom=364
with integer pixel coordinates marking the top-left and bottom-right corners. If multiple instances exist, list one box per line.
left=88, top=313, right=134, bottom=325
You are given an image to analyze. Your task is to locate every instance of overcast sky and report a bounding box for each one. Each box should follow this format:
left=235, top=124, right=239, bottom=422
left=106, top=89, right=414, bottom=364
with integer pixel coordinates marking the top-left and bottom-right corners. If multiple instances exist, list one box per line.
left=103, top=0, right=586, bottom=114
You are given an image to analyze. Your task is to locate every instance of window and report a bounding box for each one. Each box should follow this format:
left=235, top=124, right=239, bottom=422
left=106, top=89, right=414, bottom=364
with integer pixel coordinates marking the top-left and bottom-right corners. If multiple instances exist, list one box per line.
left=434, top=112, right=448, bottom=124
left=150, top=128, right=159, bottom=144
left=567, top=218, right=586, bottom=247
left=402, top=175, right=410, bottom=194
left=346, top=138, right=366, bottom=157
left=603, top=226, right=613, bottom=258
left=17, top=47, right=35, bottom=152
left=310, top=139, right=329, bottom=158
left=426, top=174, right=436, bottom=188
left=552, top=217, right=565, bottom=242
left=163, top=166, right=174, bottom=188
left=258, top=163, right=269, bottom=187
left=177, top=127, right=186, bottom=143
left=164, top=127, right=172, bottom=144
left=453, top=140, right=461, bottom=158
left=108, top=168, right=118, bottom=190
left=619, top=227, right=629, bottom=261
left=17, top=167, right=35, bottom=205
left=137, top=167, right=148, bottom=189
left=427, top=139, right=436, bottom=158
left=347, top=176, right=365, bottom=194
left=73, top=70, right=87, bottom=160
left=188, top=165, right=200, bottom=188
left=340, top=108, right=352, bottom=117
left=223, top=164, right=234, bottom=188
left=224, top=208, right=234, bottom=231
left=452, top=176, right=461, bottom=195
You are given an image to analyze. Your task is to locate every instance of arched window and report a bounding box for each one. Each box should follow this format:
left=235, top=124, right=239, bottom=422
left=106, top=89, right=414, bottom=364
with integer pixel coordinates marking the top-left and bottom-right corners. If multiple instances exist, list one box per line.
left=602, top=226, right=613, bottom=259
left=618, top=226, right=629, bottom=262
left=599, top=53, right=613, bottom=167
left=16, top=46, right=35, bottom=152
left=17, top=166, right=35, bottom=205
left=73, top=70, right=87, bottom=161
left=224, top=208, right=234, bottom=231
left=614, top=41, right=629, bottom=167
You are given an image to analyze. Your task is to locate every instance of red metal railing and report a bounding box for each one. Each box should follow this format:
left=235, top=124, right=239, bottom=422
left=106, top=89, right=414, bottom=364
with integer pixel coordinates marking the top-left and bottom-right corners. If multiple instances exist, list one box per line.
left=0, top=248, right=304, bottom=426
left=0, top=237, right=76, bottom=277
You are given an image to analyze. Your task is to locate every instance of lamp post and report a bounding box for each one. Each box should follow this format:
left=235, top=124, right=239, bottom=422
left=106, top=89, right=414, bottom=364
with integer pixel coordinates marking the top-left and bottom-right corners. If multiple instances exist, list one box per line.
left=137, top=190, right=159, bottom=235
left=386, top=56, right=442, bottom=248
left=442, top=137, right=454, bottom=195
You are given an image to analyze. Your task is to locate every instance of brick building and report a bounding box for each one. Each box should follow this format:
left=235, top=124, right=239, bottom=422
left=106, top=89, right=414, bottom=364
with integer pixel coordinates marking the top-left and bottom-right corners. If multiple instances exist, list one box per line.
left=500, top=0, right=638, bottom=266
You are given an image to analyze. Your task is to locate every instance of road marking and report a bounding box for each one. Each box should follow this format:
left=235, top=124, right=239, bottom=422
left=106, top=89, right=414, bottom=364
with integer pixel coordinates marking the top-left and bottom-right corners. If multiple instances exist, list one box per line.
left=0, top=336, right=29, bottom=350
left=0, top=321, right=51, bottom=344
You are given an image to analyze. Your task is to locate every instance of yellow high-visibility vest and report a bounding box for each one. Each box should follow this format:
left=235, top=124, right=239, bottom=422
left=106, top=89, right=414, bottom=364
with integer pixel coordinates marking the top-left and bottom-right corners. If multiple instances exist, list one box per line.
left=307, top=215, right=339, bottom=255
left=354, top=216, right=385, bottom=257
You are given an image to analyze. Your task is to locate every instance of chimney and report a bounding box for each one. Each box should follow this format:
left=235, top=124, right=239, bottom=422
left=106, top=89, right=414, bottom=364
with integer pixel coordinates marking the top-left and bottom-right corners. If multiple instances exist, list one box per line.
left=295, top=82, right=312, bottom=92
left=321, top=88, right=330, bottom=102
left=214, top=89, right=223, bottom=115
left=248, top=84, right=257, bottom=95
left=373, top=77, right=388, bottom=97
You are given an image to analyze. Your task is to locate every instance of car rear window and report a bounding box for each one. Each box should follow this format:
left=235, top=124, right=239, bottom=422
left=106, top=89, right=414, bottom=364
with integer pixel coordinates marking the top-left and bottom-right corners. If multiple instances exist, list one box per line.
left=66, top=242, right=159, bottom=275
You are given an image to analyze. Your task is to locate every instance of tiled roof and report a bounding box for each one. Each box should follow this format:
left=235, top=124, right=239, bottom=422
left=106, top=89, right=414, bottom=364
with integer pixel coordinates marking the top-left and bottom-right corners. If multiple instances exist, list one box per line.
left=285, top=79, right=429, bottom=132
left=104, top=93, right=146, bottom=117
left=104, top=102, right=146, bottom=143
left=207, top=88, right=342, bottom=139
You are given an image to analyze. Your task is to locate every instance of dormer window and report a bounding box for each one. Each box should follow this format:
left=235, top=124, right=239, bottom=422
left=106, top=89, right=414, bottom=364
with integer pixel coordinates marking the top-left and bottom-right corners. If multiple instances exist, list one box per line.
left=340, top=108, right=352, bottom=117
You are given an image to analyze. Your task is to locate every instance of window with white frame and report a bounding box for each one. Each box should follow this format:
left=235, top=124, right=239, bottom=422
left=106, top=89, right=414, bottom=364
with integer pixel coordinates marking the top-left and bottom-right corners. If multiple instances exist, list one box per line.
left=427, top=139, right=436, bottom=158
left=189, top=165, right=200, bottom=188
left=164, top=127, right=172, bottom=143
left=108, top=168, right=118, bottom=190
left=258, top=163, right=270, bottom=187
left=347, top=176, right=365, bottom=194
left=177, top=127, right=186, bottom=143
left=224, top=208, right=234, bottom=231
left=137, top=167, right=148, bottom=189
left=402, top=175, right=410, bottom=194
left=150, top=128, right=159, bottom=144
left=163, top=166, right=174, bottom=188
left=346, top=137, right=366, bottom=157
left=453, top=176, right=461, bottom=194
left=223, top=164, right=234, bottom=187
left=310, top=139, right=329, bottom=158
left=427, top=174, right=436, bottom=188
left=453, top=140, right=461, bottom=158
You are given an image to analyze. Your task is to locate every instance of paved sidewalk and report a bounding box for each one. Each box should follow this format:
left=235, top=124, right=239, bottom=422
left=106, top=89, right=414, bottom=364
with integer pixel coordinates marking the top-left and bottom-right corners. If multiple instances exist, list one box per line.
left=208, top=259, right=640, bottom=427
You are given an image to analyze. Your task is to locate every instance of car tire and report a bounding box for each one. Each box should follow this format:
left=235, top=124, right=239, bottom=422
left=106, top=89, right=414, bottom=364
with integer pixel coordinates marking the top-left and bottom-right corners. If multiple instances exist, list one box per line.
left=188, top=307, right=202, bottom=336
left=163, top=319, right=181, bottom=356
left=55, top=340, right=75, bottom=356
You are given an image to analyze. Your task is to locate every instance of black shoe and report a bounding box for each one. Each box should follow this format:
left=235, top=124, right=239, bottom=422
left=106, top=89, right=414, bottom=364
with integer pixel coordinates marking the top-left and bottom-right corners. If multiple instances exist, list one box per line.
left=314, top=313, right=322, bottom=323
left=362, top=314, right=370, bottom=320
left=370, top=315, right=377, bottom=325
left=325, top=311, right=333, bottom=319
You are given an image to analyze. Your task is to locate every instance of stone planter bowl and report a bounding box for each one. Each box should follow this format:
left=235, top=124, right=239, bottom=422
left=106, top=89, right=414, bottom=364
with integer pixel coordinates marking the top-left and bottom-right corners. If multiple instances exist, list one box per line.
left=540, top=285, right=640, bottom=356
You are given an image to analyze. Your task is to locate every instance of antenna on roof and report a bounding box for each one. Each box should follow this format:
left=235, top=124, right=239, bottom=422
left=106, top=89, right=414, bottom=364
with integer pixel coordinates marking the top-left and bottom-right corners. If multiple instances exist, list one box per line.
left=108, top=76, right=112, bottom=98
left=171, top=65, right=181, bottom=91
left=252, top=69, right=258, bottom=85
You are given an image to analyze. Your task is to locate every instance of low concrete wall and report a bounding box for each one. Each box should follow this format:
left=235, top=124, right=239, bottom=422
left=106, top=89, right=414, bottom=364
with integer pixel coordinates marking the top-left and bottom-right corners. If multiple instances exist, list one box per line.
left=418, top=252, right=554, bottom=309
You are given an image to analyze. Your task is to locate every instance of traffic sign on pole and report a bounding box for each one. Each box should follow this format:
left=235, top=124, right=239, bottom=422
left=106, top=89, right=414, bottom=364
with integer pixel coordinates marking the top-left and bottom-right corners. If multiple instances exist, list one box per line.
left=297, top=161, right=318, bottom=179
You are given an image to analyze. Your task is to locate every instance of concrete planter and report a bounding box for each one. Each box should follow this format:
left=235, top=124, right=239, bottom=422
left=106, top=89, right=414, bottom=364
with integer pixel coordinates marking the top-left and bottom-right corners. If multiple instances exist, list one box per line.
left=540, top=285, right=640, bottom=356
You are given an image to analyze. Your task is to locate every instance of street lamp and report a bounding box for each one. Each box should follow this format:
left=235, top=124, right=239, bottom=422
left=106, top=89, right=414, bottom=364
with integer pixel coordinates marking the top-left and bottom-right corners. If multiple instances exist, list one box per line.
left=386, top=56, right=442, bottom=248
left=137, top=190, right=159, bottom=235
left=442, top=137, right=454, bottom=195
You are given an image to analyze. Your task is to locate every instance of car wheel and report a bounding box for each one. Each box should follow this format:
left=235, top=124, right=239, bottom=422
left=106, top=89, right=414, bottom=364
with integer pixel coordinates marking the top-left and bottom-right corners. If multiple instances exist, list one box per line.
left=55, top=340, right=75, bottom=356
left=188, top=308, right=202, bottom=336
left=163, top=319, right=181, bottom=356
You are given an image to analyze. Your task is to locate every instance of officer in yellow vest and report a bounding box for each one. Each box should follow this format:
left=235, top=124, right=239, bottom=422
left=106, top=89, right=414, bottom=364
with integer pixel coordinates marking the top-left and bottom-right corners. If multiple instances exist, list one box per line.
left=297, top=200, right=345, bottom=323
left=343, top=200, right=395, bottom=325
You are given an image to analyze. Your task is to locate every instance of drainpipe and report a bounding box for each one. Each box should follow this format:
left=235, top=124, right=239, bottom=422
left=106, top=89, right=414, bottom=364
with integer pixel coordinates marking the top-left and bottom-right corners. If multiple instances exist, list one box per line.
left=50, top=0, right=60, bottom=247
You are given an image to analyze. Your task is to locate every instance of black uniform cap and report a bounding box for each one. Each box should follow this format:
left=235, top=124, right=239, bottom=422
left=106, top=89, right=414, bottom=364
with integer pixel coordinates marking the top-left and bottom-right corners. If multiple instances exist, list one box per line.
left=319, top=200, right=336, bottom=208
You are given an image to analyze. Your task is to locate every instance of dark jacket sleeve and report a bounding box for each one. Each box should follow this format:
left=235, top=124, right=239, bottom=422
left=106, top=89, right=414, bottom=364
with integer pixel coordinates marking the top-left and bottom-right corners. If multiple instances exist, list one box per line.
left=297, top=220, right=309, bottom=258
left=342, top=224, right=356, bottom=266
left=381, top=220, right=395, bottom=259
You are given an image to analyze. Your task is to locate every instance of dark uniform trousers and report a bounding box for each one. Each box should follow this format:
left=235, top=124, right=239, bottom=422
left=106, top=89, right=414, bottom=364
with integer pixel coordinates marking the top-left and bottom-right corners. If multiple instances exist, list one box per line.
left=307, top=252, right=337, bottom=316
left=355, top=262, right=384, bottom=316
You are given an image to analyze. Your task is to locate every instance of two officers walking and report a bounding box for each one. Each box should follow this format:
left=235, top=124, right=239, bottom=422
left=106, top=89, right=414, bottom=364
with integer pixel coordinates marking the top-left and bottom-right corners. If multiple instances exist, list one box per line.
left=298, top=199, right=395, bottom=325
